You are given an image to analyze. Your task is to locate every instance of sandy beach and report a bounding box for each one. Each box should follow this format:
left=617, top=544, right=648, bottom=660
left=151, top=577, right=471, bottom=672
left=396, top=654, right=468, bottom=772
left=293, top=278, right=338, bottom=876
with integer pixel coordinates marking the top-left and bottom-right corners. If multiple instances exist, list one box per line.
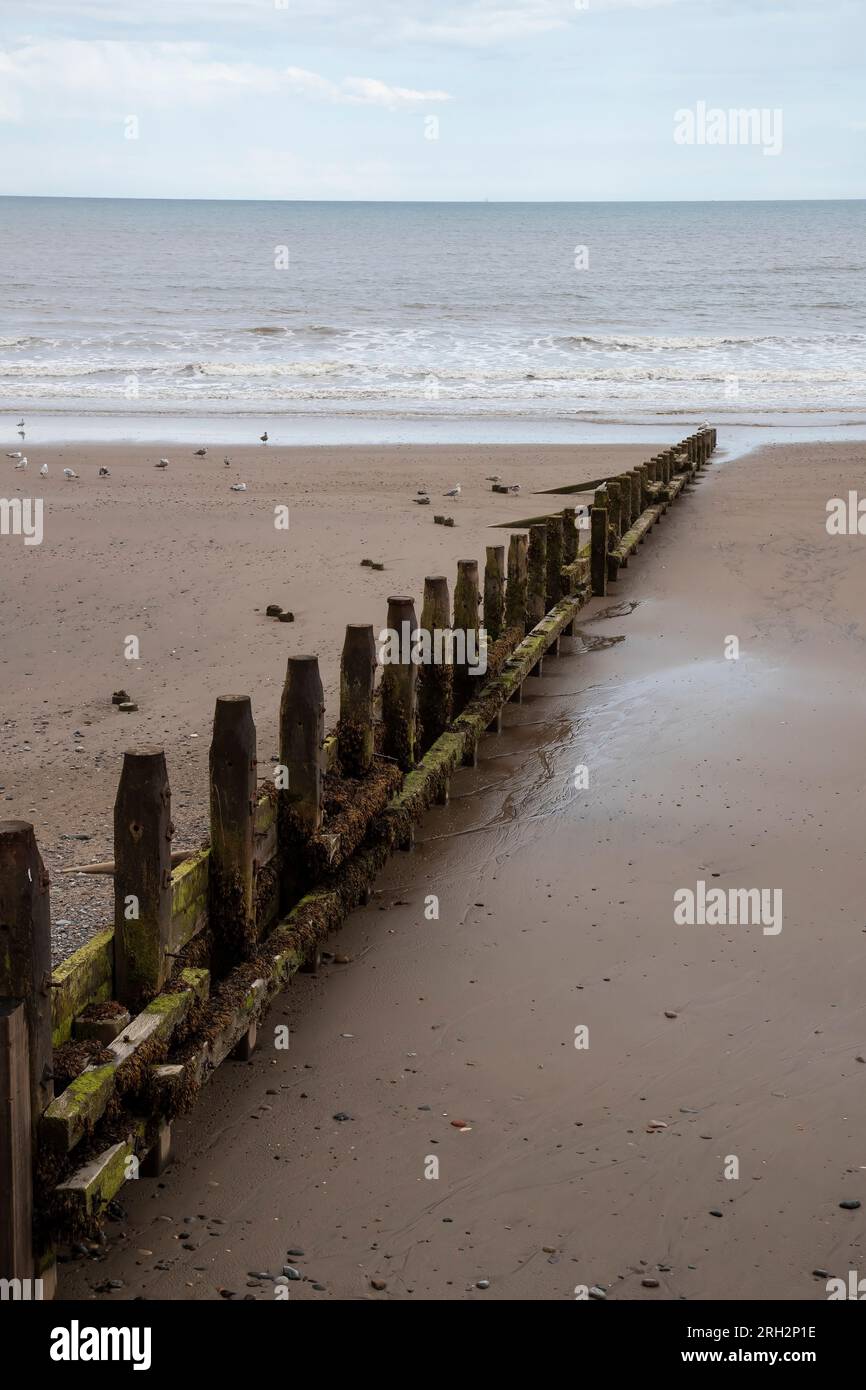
left=1, top=439, right=650, bottom=962
left=51, top=438, right=866, bottom=1302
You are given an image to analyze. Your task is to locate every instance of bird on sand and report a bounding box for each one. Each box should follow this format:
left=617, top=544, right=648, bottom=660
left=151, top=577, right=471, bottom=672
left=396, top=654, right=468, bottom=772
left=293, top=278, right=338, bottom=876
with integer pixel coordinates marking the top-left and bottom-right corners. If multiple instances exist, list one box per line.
left=443, top=484, right=461, bottom=498
left=194, top=447, right=207, bottom=456
left=63, top=467, right=78, bottom=479
left=98, top=466, right=111, bottom=477
left=6, top=451, right=21, bottom=459
left=230, top=482, right=247, bottom=491
left=224, top=455, right=231, bottom=467
left=17, top=419, right=25, bottom=428
left=156, top=458, right=169, bottom=469
left=40, top=462, right=48, bottom=476
left=414, top=494, right=431, bottom=505
left=508, top=483, right=520, bottom=493
left=260, top=431, right=269, bottom=443
left=14, top=456, right=27, bottom=470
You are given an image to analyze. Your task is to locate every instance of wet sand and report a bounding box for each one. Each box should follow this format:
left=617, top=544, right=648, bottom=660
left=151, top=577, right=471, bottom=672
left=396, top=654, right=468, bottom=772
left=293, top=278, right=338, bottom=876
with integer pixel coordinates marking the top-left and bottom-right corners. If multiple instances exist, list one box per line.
left=0, top=440, right=648, bottom=961
left=57, top=440, right=866, bottom=1302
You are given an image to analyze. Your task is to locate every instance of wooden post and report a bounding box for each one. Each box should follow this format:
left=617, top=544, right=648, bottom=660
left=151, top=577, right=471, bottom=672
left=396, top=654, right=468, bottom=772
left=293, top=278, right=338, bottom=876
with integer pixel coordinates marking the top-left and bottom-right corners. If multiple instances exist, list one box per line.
left=526, top=525, right=547, bottom=630
left=209, top=696, right=257, bottom=970
left=418, top=577, right=451, bottom=752
left=505, top=534, right=528, bottom=632
left=452, top=562, right=480, bottom=716
left=381, top=596, right=419, bottom=769
left=561, top=506, right=578, bottom=568
left=0, top=821, right=53, bottom=1116
left=591, top=497, right=608, bottom=597
left=618, top=474, right=634, bottom=527
left=113, top=751, right=172, bottom=1010
left=630, top=470, right=641, bottom=518
left=484, top=545, right=505, bottom=642
left=545, top=515, right=564, bottom=611
left=606, top=479, right=621, bottom=541
left=0, top=1002, right=33, bottom=1284
left=279, top=655, right=325, bottom=837
left=338, top=624, right=377, bottom=777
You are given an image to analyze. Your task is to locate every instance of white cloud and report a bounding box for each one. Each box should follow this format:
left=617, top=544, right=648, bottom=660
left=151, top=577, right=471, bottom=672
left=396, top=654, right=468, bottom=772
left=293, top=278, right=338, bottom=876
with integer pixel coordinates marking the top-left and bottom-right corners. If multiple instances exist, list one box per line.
left=285, top=67, right=452, bottom=107
left=0, top=40, right=452, bottom=122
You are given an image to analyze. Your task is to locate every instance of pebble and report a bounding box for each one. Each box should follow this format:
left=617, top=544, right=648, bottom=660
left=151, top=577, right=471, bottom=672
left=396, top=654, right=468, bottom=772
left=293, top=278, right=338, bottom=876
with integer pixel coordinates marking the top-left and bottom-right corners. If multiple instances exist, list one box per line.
left=641, top=1278, right=660, bottom=1288
left=709, top=1209, right=723, bottom=1218
left=282, top=1266, right=302, bottom=1280
left=588, top=1285, right=607, bottom=1300
left=370, top=1279, right=387, bottom=1291
left=287, top=1248, right=305, bottom=1257
left=664, top=1011, right=677, bottom=1019
left=839, top=1200, right=861, bottom=1210
left=812, top=1269, right=830, bottom=1279
left=476, top=1279, right=490, bottom=1290
left=333, top=1112, right=352, bottom=1122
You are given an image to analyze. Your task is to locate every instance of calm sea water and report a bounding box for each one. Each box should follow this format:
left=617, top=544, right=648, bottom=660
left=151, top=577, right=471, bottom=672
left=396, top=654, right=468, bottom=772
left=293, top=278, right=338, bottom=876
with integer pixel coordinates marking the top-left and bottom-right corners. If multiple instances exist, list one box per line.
left=2, top=198, right=865, bottom=422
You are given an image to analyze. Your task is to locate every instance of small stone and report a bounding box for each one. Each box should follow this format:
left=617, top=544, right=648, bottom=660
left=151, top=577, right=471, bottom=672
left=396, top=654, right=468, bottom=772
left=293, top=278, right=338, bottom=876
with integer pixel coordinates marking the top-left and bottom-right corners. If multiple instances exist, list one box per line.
left=370, top=1278, right=387, bottom=1291
left=839, top=1200, right=861, bottom=1210
left=588, top=1285, right=607, bottom=1300
left=111, top=690, right=129, bottom=705
left=812, top=1269, right=830, bottom=1279
left=334, top=954, right=351, bottom=965
left=664, top=1011, right=677, bottom=1019
left=265, top=605, right=283, bottom=617
left=278, top=612, right=295, bottom=623
left=287, top=1248, right=305, bottom=1257
left=218, top=1289, right=236, bottom=1299
left=282, top=1266, right=302, bottom=1280
left=333, top=1112, right=352, bottom=1122
left=476, top=1279, right=490, bottom=1290
left=709, top=1209, right=723, bottom=1218
left=118, top=701, right=138, bottom=712
left=641, top=1278, right=660, bottom=1288
left=542, top=1245, right=556, bottom=1254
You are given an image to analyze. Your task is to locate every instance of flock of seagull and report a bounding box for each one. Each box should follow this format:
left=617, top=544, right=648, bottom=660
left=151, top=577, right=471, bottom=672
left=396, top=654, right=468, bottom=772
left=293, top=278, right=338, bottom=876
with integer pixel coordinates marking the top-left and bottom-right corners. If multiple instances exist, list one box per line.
left=6, top=422, right=273, bottom=489
left=412, top=475, right=520, bottom=506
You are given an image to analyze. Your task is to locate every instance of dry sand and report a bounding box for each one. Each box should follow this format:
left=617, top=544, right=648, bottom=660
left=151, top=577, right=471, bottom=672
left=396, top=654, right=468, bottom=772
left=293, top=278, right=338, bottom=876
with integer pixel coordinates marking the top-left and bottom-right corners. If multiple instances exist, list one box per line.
left=0, top=440, right=647, bottom=961
left=53, top=439, right=866, bottom=1302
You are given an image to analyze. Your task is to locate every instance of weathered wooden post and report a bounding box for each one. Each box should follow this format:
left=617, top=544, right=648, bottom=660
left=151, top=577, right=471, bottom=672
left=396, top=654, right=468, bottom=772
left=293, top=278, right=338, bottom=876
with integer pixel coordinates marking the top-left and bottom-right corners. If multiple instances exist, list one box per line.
left=561, top=506, right=578, bottom=568
left=279, top=655, right=325, bottom=837
left=526, top=524, right=547, bottom=631
left=209, top=696, right=257, bottom=970
left=381, top=596, right=419, bottom=769
left=591, top=491, right=608, bottom=597
left=0, top=1000, right=32, bottom=1284
left=484, top=546, right=505, bottom=643
left=338, top=624, right=377, bottom=777
left=0, top=821, right=52, bottom=1117
left=452, top=562, right=480, bottom=716
left=618, top=474, right=634, bottom=527
left=418, top=577, right=451, bottom=754
left=505, top=533, right=528, bottom=632
left=545, top=515, right=564, bottom=612
left=630, top=470, right=641, bottom=518
left=114, top=751, right=172, bottom=1010
left=606, top=478, right=621, bottom=541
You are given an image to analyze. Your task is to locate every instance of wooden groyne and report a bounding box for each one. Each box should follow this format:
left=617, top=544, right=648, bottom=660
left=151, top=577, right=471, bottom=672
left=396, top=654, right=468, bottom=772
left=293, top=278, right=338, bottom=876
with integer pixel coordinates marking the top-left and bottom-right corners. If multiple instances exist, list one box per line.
left=0, top=427, right=715, bottom=1295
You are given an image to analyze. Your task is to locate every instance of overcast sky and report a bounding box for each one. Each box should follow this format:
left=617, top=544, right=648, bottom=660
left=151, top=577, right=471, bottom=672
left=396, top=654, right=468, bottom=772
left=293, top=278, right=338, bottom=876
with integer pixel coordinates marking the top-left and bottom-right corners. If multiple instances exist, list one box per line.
left=1, top=0, right=862, bottom=200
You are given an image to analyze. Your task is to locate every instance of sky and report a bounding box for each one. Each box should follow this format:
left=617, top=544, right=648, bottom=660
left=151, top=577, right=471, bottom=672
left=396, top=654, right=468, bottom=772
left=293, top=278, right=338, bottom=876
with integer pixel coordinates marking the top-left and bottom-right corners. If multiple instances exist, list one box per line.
left=0, top=0, right=863, bottom=201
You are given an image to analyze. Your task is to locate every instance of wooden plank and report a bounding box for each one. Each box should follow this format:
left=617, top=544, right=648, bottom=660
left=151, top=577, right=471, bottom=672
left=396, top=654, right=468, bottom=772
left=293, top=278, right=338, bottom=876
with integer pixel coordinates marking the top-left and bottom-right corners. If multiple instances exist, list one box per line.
left=169, top=848, right=209, bottom=953
left=0, top=821, right=54, bottom=1114
left=0, top=1001, right=33, bottom=1281
left=51, top=928, right=113, bottom=1048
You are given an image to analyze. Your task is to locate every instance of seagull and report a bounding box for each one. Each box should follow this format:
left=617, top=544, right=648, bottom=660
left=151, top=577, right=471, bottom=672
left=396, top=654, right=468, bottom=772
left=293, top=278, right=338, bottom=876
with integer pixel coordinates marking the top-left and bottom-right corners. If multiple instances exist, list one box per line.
left=443, top=484, right=461, bottom=498
left=7, top=451, right=21, bottom=459
left=63, top=467, right=78, bottom=479
left=194, top=447, right=207, bottom=456
left=260, top=431, right=269, bottom=443
left=39, top=462, right=48, bottom=476
left=508, top=484, right=521, bottom=494
left=98, top=466, right=110, bottom=477
left=18, top=428, right=25, bottom=438
left=414, top=495, right=431, bottom=505
left=14, top=456, right=27, bottom=470
left=224, top=455, right=231, bottom=467
left=230, top=482, right=247, bottom=492
left=16, top=419, right=24, bottom=428
left=156, top=458, right=169, bottom=469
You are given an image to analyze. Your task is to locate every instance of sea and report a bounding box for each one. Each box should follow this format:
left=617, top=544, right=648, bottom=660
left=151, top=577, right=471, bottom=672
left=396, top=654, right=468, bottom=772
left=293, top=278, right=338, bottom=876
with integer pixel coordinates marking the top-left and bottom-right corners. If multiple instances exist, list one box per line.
left=2, top=197, right=865, bottom=440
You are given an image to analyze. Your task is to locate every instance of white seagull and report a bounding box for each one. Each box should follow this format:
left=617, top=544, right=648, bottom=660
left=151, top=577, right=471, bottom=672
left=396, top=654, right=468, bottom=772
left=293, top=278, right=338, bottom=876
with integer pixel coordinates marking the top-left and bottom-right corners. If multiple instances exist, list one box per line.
left=443, top=484, right=461, bottom=498
left=194, top=447, right=207, bottom=456
left=508, top=483, right=521, bottom=494
left=17, top=419, right=25, bottom=428
left=39, top=462, right=48, bottom=476
left=63, top=467, right=78, bottom=479
left=230, top=482, right=247, bottom=492
left=14, top=456, right=27, bottom=470
left=98, top=466, right=111, bottom=477
left=156, top=458, right=169, bottom=469
left=485, top=474, right=502, bottom=483
left=224, top=455, right=231, bottom=467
